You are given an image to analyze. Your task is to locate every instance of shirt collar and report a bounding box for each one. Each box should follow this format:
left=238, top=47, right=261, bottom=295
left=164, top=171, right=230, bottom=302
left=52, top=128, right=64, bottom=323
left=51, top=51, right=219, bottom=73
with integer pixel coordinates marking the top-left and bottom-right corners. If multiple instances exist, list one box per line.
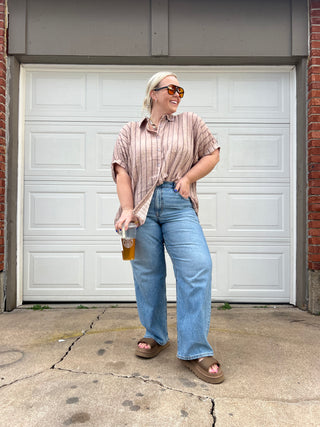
left=139, top=114, right=175, bottom=128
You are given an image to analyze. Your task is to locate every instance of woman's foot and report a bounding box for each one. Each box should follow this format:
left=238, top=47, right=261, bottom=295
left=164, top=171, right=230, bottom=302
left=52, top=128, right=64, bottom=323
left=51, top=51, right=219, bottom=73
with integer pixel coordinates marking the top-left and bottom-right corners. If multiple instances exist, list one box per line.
left=135, top=338, right=170, bottom=358
left=181, top=356, right=224, bottom=384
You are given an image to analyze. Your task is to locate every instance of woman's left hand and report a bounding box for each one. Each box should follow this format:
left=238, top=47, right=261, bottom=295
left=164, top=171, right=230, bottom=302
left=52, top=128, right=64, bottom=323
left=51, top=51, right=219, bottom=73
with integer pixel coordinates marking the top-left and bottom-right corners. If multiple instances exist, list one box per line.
left=175, top=177, right=191, bottom=199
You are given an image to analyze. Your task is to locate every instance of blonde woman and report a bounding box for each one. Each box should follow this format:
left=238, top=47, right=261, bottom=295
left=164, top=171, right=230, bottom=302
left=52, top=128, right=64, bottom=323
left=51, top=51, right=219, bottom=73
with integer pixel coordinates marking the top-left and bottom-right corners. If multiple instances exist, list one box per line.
left=112, top=71, right=223, bottom=384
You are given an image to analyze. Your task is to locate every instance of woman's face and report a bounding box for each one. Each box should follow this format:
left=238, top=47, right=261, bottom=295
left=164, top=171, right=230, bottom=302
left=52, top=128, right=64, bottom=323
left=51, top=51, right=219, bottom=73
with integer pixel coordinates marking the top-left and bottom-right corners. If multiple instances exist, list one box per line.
left=151, top=75, right=182, bottom=116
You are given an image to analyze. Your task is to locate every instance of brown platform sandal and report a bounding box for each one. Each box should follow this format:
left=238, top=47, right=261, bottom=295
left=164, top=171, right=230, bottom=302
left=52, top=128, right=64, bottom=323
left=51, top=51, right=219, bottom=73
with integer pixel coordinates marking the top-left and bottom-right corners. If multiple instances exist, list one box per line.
left=182, top=356, right=224, bottom=384
left=135, top=338, right=170, bottom=359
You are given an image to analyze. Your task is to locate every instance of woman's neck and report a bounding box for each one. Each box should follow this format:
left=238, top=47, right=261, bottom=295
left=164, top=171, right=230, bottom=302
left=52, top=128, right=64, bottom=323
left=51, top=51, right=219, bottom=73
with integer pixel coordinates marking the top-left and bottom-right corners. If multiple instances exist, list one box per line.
left=150, top=109, right=170, bottom=125
left=149, top=114, right=161, bottom=126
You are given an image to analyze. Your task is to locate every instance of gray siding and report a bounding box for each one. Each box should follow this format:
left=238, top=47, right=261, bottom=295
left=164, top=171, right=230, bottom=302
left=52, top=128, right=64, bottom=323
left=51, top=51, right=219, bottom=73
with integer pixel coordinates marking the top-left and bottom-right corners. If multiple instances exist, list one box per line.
left=8, top=0, right=308, bottom=60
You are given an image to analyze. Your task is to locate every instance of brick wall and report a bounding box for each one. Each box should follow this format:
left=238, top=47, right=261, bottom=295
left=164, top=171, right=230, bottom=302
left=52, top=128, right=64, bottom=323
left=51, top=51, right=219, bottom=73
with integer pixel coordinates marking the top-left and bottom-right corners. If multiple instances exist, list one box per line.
left=309, top=0, right=320, bottom=269
left=0, top=0, right=5, bottom=275
left=309, top=0, right=320, bottom=313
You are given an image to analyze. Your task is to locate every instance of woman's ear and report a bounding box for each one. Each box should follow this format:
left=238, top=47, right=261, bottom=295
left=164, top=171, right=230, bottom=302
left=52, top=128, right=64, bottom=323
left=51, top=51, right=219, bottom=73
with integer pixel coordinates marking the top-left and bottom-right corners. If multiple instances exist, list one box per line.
left=150, top=89, right=157, bottom=102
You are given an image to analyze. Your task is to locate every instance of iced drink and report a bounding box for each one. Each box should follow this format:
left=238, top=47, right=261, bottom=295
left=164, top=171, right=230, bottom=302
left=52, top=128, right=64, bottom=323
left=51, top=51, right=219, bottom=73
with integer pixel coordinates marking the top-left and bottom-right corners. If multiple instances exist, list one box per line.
left=119, top=223, right=137, bottom=261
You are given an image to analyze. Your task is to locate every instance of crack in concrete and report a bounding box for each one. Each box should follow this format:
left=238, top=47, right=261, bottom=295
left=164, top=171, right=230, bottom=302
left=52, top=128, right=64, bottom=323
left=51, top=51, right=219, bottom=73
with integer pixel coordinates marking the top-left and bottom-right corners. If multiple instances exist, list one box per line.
left=0, top=309, right=108, bottom=390
left=0, top=370, right=45, bottom=389
left=211, top=395, right=320, bottom=404
left=54, top=366, right=213, bottom=402
left=51, top=308, right=107, bottom=369
left=210, top=399, right=216, bottom=427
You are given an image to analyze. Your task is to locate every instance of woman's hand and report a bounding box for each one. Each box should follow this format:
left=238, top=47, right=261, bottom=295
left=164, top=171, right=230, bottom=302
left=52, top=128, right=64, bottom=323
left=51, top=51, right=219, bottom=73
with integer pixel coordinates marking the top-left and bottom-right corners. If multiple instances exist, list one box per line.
left=175, top=176, right=191, bottom=199
left=115, top=209, right=137, bottom=232
left=175, top=151, right=220, bottom=198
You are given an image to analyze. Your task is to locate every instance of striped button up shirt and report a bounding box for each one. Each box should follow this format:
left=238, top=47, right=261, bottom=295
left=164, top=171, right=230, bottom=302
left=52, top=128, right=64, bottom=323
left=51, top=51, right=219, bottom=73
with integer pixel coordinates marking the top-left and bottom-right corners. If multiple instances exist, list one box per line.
left=112, top=111, right=220, bottom=225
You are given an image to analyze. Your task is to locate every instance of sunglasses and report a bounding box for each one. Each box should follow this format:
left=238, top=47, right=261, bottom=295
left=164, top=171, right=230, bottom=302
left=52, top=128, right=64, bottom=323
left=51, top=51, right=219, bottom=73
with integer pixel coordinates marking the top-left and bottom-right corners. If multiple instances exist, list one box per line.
left=154, top=84, right=184, bottom=98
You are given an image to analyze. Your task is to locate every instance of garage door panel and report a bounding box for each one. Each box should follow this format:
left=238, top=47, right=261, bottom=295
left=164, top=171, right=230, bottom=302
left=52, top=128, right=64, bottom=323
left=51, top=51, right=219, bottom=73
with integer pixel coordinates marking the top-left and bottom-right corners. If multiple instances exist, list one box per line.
left=228, top=131, right=288, bottom=176
left=27, top=130, right=86, bottom=172
left=25, top=251, right=85, bottom=292
left=210, top=244, right=290, bottom=301
left=98, top=74, right=146, bottom=112
left=25, top=124, right=122, bottom=178
left=26, top=71, right=87, bottom=118
left=198, top=185, right=289, bottom=238
left=226, top=191, right=288, bottom=234
left=205, top=125, right=290, bottom=180
left=26, top=190, right=86, bottom=231
left=24, top=185, right=118, bottom=236
left=228, top=252, right=286, bottom=291
left=226, top=73, right=290, bottom=121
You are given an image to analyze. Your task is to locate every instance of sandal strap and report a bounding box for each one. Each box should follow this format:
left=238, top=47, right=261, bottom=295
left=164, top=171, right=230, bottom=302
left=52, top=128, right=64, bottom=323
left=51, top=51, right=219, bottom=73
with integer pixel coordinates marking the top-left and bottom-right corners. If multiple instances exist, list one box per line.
left=137, top=338, right=157, bottom=348
left=197, top=356, right=220, bottom=370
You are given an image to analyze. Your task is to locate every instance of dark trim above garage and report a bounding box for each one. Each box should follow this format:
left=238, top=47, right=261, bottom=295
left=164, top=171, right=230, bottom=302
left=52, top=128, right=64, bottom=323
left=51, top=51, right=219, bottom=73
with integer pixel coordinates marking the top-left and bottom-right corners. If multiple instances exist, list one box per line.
left=8, top=0, right=308, bottom=59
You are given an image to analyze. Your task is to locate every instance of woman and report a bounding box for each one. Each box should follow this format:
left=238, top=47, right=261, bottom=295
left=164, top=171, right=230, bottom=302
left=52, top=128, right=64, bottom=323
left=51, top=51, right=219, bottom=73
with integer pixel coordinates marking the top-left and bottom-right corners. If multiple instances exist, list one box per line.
left=112, top=71, right=224, bottom=384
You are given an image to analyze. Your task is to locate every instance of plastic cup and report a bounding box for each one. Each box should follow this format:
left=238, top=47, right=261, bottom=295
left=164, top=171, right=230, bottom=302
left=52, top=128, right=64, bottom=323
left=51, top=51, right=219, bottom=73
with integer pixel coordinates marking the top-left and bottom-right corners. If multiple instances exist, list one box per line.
left=119, top=222, right=137, bottom=261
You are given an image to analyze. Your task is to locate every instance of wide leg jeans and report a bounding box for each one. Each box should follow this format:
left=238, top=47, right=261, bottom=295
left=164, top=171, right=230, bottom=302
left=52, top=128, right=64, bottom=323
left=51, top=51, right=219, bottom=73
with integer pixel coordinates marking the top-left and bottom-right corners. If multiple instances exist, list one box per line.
left=131, top=182, right=214, bottom=360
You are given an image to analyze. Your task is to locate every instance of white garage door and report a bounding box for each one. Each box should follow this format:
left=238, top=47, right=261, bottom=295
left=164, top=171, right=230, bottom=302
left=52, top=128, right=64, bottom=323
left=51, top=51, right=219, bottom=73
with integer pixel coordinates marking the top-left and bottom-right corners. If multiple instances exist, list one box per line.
left=21, top=65, right=295, bottom=303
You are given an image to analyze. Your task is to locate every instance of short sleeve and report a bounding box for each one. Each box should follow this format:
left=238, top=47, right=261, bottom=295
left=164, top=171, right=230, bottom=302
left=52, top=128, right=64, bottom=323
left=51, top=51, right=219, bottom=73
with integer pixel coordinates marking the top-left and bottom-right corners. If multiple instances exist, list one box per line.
left=192, top=114, right=220, bottom=162
left=111, top=123, right=131, bottom=182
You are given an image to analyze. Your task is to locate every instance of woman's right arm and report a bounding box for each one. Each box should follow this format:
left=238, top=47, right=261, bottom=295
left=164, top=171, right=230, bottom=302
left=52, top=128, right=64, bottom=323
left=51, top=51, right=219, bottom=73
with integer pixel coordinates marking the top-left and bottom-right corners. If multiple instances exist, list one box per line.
left=114, top=164, right=136, bottom=231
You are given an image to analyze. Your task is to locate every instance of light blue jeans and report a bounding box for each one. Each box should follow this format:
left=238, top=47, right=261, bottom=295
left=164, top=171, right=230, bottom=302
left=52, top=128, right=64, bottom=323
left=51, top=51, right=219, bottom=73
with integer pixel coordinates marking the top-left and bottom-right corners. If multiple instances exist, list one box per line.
left=131, top=182, right=214, bottom=360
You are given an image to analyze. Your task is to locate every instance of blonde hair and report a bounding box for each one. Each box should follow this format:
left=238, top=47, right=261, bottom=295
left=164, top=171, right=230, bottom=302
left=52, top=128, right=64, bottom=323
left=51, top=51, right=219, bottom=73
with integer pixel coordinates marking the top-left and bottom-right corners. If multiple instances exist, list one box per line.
left=142, top=71, right=178, bottom=115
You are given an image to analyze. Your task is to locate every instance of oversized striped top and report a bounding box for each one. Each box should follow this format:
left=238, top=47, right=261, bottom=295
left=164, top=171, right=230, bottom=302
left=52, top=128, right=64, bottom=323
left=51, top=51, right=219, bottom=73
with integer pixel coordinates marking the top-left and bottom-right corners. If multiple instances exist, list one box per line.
left=111, top=111, right=220, bottom=225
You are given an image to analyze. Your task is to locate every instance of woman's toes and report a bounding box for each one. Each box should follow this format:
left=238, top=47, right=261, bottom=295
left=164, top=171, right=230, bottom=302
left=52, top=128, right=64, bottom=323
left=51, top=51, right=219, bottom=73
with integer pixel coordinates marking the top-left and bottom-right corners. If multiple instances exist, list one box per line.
left=199, top=358, right=219, bottom=374
left=138, top=343, right=151, bottom=350
left=209, top=364, right=219, bottom=374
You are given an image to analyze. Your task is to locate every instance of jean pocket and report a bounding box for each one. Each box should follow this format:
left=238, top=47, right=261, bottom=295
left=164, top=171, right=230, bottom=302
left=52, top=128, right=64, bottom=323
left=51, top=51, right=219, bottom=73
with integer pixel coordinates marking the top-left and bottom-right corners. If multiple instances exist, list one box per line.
left=173, top=188, right=190, bottom=202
